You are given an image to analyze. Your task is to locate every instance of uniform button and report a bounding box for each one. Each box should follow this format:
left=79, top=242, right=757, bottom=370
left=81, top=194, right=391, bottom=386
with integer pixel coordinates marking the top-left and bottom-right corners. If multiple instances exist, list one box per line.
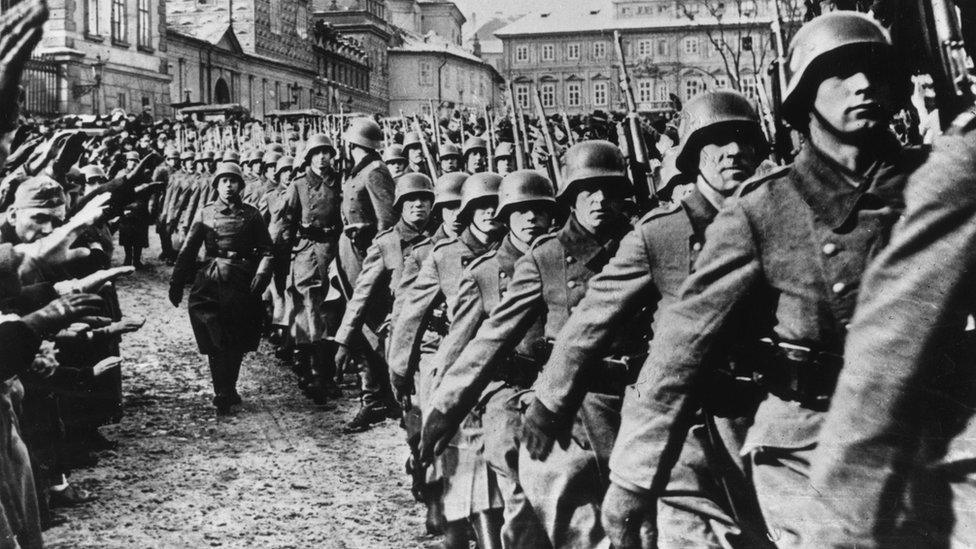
left=692, top=242, right=702, bottom=252
left=565, top=256, right=575, bottom=264
left=822, top=242, right=838, bottom=256
left=832, top=282, right=846, bottom=294
left=567, top=280, right=577, bottom=289
left=499, top=272, right=507, bottom=278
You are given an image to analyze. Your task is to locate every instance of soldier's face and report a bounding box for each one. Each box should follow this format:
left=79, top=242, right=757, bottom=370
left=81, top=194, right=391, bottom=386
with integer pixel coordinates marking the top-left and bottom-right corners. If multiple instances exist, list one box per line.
left=698, top=135, right=759, bottom=195
left=401, top=196, right=433, bottom=226
left=496, top=158, right=512, bottom=175
left=467, top=151, right=486, bottom=172
left=276, top=169, right=292, bottom=185
left=471, top=203, right=500, bottom=235
left=573, top=186, right=626, bottom=233
left=387, top=160, right=408, bottom=177
left=440, top=204, right=462, bottom=236
left=166, top=157, right=179, bottom=169
left=264, top=165, right=276, bottom=179
left=441, top=157, right=459, bottom=173
left=10, top=206, right=66, bottom=243
left=216, top=176, right=243, bottom=202
left=508, top=205, right=552, bottom=246
left=408, top=147, right=424, bottom=165
left=811, top=63, right=894, bottom=136
left=311, top=149, right=334, bottom=175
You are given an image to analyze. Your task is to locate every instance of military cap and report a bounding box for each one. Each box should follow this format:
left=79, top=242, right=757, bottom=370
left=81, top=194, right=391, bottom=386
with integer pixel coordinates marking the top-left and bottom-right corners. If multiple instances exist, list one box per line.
left=495, top=170, right=556, bottom=220
left=222, top=150, right=241, bottom=163
left=558, top=140, right=630, bottom=201
left=402, top=131, right=425, bottom=152
left=675, top=90, right=767, bottom=174
left=262, top=151, right=284, bottom=167
left=180, top=151, right=195, bottom=161
left=494, top=142, right=514, bottom=159
left=203, top=151, right=216, bottom=160
left=383, top=145, right=407, bottom=164
left=344, top=117, right=384, bottom=150
left=125, top=151, right=141, bottom=162
left=462, top=137, right=487, bottom=156
left=439, top=143, right=462, bottom=160
left=301, top=134, right=336, bottom=165
left=459, top=172, right=502, bottom=217
left=79, top=165, right=107, bottom=182
left=164, top=147, right=180, bottom=159
left=275, top=156, right=295, bottom=176
left=434, top=172, right=466, bottom=207
left=210, top=162, right=244, bottom=189
left=394, top=172, right=435, bottom=209
left=13, top=175, right=67, bottom=209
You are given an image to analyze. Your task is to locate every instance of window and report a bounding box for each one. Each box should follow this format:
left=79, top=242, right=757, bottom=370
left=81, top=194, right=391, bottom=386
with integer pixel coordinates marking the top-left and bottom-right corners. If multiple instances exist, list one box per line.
left=741, top=36, right=754, bottom=51
left=567, top=82, right=581, bottom=106
left=86, top=0, right=100, bottom=35
left=541, top=83, right=556, bottom=108
left=541, top=44, right=555, bottom=61
left=567, top=43, right=580, bottom=60
left=137, top=0, right=151, bottom=47
left=419, top=61, right=432, bottom=86
left=270, top=0, right=281, bottom=34
left=593, top=81, right=608, bottom=106
left=637, top=78, right=653, bottom=102
left=117, top=92, right=126, bottom=109
left=683, top=37, right=699, bottom=55
left=741, top=75, right=758, bottom=99
left=296, top=5, right=308, bottom=38
left=111, top=0, right=126, bottom=42
left=637, top=39, right=653, bottom=58
left=515, top=83, right=530, bottom=109
left=657, top=39, right=669, bottom=57
left=593, top=41, right=606, bottom=59
left=444, top=65, right=451, bottom=89
left=714, top=75, right=729, bottom=89
left=655, top=81, right=669, bottom=102
left=515, top=45, right=529, bottom=63
left=684, top=78, right=702, bottom=99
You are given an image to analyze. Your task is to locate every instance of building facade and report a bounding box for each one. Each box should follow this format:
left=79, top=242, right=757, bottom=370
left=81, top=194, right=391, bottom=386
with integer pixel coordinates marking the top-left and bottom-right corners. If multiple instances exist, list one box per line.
left=495, top=0, right=775, bottom=115
left=28, top=0, right=171, bottom=117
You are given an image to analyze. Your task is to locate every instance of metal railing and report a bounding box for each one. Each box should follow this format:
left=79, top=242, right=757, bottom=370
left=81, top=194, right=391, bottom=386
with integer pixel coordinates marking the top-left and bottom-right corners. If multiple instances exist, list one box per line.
left=22, top=58, right=62, bottom=117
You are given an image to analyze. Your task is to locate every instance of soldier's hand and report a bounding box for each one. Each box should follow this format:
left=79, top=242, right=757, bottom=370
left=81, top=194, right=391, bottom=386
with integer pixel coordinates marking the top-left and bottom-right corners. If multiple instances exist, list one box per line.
left=18, top=193, right=111, bottom=273
left=602, top=482, right=657, bottom=549
left=0, top=0, right=48, bottom=133
left=54, top=265, right=135, bottom=295
left=91, top=316, right=145, bottom=337
left=334, top=343, right=352, bottom=376
left=419, top=408, right=457, bottom=467
left=520, top=397, right=563, bottom=461
left=168, top=285, right=183, bottom=307
left=390, top=371, right=414, bottom=407
left=23, top=293, right=104, bottom=336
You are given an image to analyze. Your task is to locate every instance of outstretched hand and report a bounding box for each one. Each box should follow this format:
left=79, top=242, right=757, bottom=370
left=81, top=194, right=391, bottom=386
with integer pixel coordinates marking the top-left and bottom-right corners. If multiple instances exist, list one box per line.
left=18, top=193, right=111, bottom=274
left=0, top=0, right=48, bottom=133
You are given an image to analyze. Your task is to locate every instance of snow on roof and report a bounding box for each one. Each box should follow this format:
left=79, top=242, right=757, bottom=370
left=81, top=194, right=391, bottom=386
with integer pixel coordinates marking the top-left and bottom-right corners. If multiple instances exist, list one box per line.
left=392, top=30, right=485, bottom=64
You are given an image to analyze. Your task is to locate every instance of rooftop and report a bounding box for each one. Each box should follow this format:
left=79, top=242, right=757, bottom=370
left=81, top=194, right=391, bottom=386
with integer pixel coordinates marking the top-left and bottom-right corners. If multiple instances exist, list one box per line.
left=167, top=0, right=256, bottom=52
left=392, top=29, right=484, bottom=64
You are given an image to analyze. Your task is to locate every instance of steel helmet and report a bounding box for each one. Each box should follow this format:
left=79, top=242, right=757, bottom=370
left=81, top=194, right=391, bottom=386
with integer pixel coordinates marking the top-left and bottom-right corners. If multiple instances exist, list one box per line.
left=439, top=143, right=462, bottom=160
left=262, top=151, right=283, bottom=167
left=302, top=134, right=336, bottom=165
left=383, top=145, right=407, bottom=163
left=459, top=172, right=502, bottom=216
left=275, top=156, right=294, bottom=177
left=402, top=131, right=425, bottom=152
left=494, top=142, right=514, bottom=159
left=222, top=150, right=241, bottom=163
left=164, top=147, right=179, bottom=159
left=125, top=151, right=140, bottom=162
left=675, top=90, right=767, bottom=174
left=495, top=170, right=556, bottom=220
left=180, top=151, right=195, bottom=162
left=210, top=162, right=244, bottom=189
left=203, top=151, right=215, bottom=160
left=434, top=172, right=466, bottom=207
left=558, top=140, right=630, bottom=200
left=344, top=117, right=384, bottom=150
left=782, top=11, right=900, bottom=127
left=268, top=143, right=286, bottom=155
left=79, top=165, right=107, bottom=182
left=393, top=172, right=435, bottom=209
left=462, top=137, right=487, bottom=157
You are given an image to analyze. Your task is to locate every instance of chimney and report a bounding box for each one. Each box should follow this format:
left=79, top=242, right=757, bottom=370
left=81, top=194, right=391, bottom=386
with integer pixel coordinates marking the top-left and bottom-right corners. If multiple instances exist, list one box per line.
left=472, top=34, right=481, bottom=57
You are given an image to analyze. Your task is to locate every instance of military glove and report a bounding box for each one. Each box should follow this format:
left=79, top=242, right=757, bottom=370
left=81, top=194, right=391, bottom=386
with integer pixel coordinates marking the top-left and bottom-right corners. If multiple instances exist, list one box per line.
left=168, top=285, right=183, bottom=307
left=520, top=397, right=566, bottom=461
left=23, top=293, right=104, bottom=337
left=419, top=408, right=458, bottom=467
left=601, top=482, right=657, bottom=549
left=390, top=371, right=414, bottom=407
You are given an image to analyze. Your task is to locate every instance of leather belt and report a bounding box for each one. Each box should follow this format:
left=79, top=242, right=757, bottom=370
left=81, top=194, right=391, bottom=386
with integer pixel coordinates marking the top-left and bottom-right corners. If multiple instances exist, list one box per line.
left=753, top=338, right=843, bottom=411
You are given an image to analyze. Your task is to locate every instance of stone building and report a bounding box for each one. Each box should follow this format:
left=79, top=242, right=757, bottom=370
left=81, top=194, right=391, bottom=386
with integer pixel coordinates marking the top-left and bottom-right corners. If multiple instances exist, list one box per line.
left=495, top=0, right=775, bottom=115
left=27, top=0, right=171, bottom=116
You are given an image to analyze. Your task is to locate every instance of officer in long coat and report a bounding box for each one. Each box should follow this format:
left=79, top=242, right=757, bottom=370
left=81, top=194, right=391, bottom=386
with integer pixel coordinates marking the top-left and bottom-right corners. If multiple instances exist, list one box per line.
left=419, top=142, right=636, bottom=547
left=603, top=12, right=925, bottom=548
left=117, top=151, right=151, bottom=268
left=421, top=170, right=557, bottom=549
left=169, top=162, right=274, bottom=414
left=274, top=135, right=343, bottom=404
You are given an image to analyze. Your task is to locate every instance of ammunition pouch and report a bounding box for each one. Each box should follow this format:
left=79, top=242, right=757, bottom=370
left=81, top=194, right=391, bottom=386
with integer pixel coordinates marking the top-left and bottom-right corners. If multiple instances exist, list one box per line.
left=298, top=223, right=340, bottom=243
left=752, top=338, right=843, bottom=412
left=206, top=249, right=257, bottom=262
left=427, top=303, right=450, bottom=336
left=589, top=353, right=646, bottom=395
left=492, top=353, right=542, bottom=389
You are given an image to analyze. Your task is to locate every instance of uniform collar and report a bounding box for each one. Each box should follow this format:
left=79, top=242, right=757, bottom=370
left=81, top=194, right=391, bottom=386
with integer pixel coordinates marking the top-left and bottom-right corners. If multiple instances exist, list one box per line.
left=681, top=188, right=719, bottom=240
left=395, top=218, right=428, bottom=243
left=216, top=197, right=241, bottom=214
left=305, top=166, right=337, bottom=189
left=431, top=225, right=450, bottom=243
left=792, top=134, right=906, bottom=230
left=349, top=151, right=382, bottom=178
left=558, top=214, right=619, bottom=268
left=459, top=226, right=495, bottom=256
left=496, top=235, right=525, bottom=270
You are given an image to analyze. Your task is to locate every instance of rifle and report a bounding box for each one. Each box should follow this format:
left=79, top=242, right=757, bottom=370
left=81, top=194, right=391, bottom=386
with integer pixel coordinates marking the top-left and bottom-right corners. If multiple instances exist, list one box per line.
left=613, top=31, right=656, bottom=208
left=559, top=106, right=577, bottom=146
left=409, top=112, right=440, bottom=178
left=506, top=83, right=527, bottom=170
left=428, top=100, right=442, bottom=147
left=911, top=0, right=975, bottom=129
left=484, top=105, right=495, bottom=170
left=533, top=88, right=565, bottom=189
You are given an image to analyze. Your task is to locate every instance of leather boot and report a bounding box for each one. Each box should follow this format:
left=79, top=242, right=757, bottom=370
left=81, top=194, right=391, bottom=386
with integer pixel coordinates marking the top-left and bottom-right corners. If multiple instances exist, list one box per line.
left=439, top=519, right=471, bottom=549
left=471, top=510, right=503, bottom=549
left=424, top=480, right=447, bottom=535
left=291, top=346, right=313, bottom=391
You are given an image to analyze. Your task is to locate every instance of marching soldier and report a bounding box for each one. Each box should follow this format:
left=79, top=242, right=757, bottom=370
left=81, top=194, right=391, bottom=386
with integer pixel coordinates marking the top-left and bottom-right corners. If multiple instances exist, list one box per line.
left=404, top=131, right=430, bottom=177
left=169, top=162, right=274, bottom=415
left=419, top=141, right=634, bottom=547
left=388, top=173, right=504, bottom=546
left=262, top=155, right=295, bottom=356
left=421, top=170, right=558, bottom=548
left=154, top=147, right=179, bottom=263
left=118, top=151, right=151, bottom=268
left=603, top=12, right=923, bottom=548
left=274, top=135, right=343, bottom=405
left=493, top=142, right=515, bottom=176
left=463, top=137, right=488, bottom=174
left=439, top=143, right=462, bottom=174
left=383, top=145, right=409, bottom=178
left=335, top=117, right=397, bottom=428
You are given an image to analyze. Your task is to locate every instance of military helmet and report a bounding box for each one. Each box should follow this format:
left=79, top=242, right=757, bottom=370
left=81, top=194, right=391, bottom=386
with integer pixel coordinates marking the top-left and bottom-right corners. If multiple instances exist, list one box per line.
left=462, top=137, right=487, bottom=156
left=494, top=142, right=514, bottom=160
left=394, top=172, right=435, bottom=209
left=439, top=143, right=462, bottom=160
left=275, top=156, right=294, bottom=177
left=344, top=117, right=384, bottom=150
left=125, top=151, right=140, bottom=162
left=164, top=147, right=180, bottom=159
left=204, top=151, right=216, bottom=160
left=383, top=145, right=407, bottom=164
left=302, top=134, right=336, bottom=165
left=222, top=150, right=241, bottom=163
left=180, top=151, right=195, bottom=162
left=402, top=131, right=425, bottom=152
left=558, top=140, right=630, bottom=200
left=434, top=172, right=466, bottom=207
left=268, top=143, right=286, bottom=155
left=79, top=165, right=107, bottom=183
left=675, top=90, right=767, bottom=174
left=495, top=170, right=556, bottom=220
left=782, top=11, right=901, bottom=127
left=210, top=162, right=244, bottom=189
left=262, top=151, right=283, bottom=167
left=459, top=172, right=502, bottom=216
